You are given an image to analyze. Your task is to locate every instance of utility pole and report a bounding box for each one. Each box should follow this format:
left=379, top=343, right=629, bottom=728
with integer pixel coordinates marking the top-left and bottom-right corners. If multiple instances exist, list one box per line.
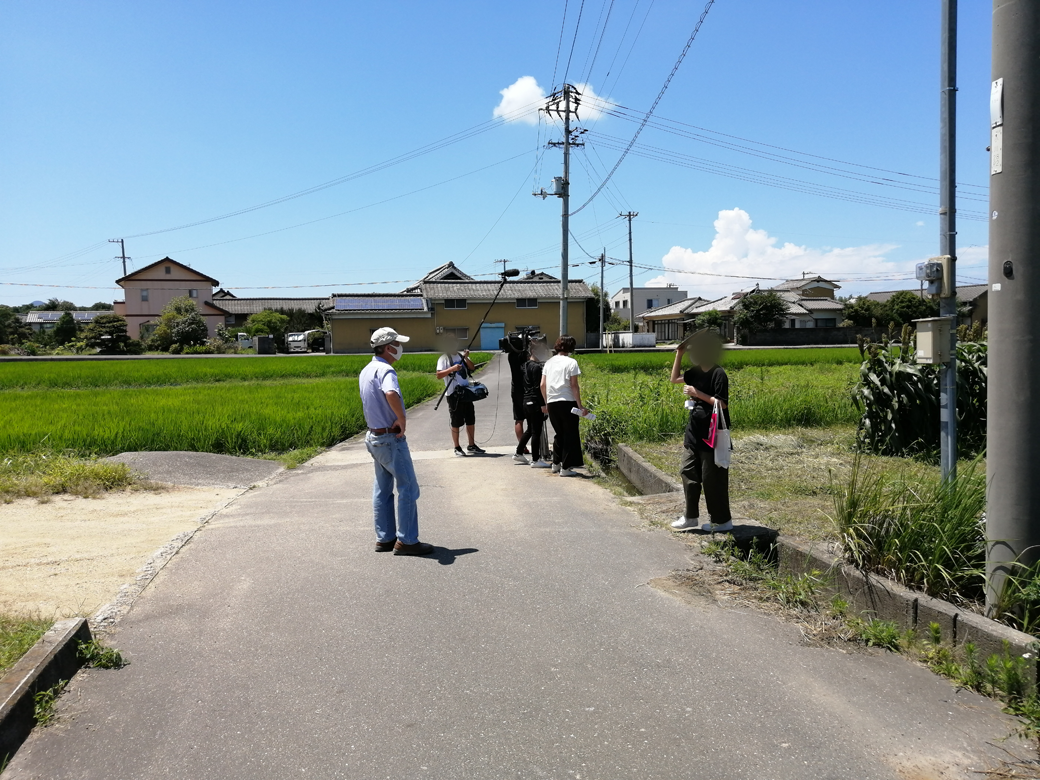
left=109, top=238, right=130, bottom=277
left=619, top=212, right=638, bottom=335
left=986, top=0, right=1040, bottom=610
left=537, top=85, right=584, bottom=339
left=599, top=250, right=606, bottom=349
left=938, top=0, right=959, bottom=482
left=495, top=259, right=508, bottom=277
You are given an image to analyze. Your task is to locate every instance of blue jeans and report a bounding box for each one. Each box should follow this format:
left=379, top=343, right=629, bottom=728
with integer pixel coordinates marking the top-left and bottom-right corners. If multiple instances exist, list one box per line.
left=365, top=432, right=420, bottom=545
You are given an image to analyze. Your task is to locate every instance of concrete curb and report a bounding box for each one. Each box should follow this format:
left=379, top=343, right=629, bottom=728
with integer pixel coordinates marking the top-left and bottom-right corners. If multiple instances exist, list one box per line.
left=0, top=618, right=92, bottom=761
left=616, top=442, right=1039, bottom=672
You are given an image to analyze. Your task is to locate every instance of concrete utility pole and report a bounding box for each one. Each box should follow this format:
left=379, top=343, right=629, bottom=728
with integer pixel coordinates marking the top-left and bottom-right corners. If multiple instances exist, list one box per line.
left=599, top=250, right=606, bottom=349
left=939, top=0, right=959, bottom=481
left=539, top=85, right=585, bottom=339
left=619, top=212, right=638, bottom=335
left=109, top=238, right=130, bottom=277
left=986, top=0, right=1040, bottom=610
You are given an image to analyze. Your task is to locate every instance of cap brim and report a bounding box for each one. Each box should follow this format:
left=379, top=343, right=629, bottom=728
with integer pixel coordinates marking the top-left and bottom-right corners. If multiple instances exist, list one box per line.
left=395, top=334, right=410, bottom=343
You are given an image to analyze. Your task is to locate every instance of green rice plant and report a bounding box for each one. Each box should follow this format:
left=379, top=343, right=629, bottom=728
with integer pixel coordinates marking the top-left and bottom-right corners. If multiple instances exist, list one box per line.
left=0, top=375, right=442, bottom=457
left=830, top=454, right=986, bottom=602
left=0, top=615, right=52, bottom=676
left=578, top=347, right=862, bottom=374
left=0, top=353, right=489, bottom=391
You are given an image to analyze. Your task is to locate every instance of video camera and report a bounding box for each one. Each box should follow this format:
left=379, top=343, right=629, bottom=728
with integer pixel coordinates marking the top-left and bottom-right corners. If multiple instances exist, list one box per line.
left=499, top=326, right=545, bottom=354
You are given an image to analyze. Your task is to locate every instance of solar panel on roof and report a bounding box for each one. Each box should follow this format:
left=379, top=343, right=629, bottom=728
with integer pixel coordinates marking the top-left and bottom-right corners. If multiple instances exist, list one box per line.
left=334, top=297, right=424, bottom=311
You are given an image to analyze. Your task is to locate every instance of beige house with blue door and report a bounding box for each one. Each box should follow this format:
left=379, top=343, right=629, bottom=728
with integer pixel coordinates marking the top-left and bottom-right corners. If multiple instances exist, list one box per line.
left=326, top=263, right=593, bottom=353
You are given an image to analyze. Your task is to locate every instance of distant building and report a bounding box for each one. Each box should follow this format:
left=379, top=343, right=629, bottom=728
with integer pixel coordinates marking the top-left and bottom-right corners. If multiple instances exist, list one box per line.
left=23, top=310, right=107, bottom=333
left=113, top=257, right=226, bottom=340
left=609, top=285, right=687, bottom=325
left=212, top=290, right=327, bottom=329
left=863, top=284, right=987, bottom=328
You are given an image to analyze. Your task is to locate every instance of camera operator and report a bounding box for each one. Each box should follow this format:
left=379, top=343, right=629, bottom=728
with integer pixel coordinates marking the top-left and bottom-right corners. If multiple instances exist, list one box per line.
left=514, top=340, right=550, bottom=466
left=436, top=339, right=484, bottom=456
left=505, top=333, right=530, bottom=453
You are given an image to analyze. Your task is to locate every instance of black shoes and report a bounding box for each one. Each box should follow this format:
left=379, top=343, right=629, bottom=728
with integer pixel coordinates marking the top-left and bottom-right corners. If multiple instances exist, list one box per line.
left=466, top=444, right=486, bottom=454
left=393, top=541, right=435, bottom=556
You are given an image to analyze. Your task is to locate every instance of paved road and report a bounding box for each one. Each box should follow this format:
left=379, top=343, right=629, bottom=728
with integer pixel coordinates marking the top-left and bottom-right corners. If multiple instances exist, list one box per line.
left=5, top=355, right=1019, bottom=779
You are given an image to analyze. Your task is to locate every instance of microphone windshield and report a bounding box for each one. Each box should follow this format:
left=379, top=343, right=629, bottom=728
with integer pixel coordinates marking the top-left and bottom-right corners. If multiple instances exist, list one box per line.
left=502, top=268, right=520, bottom=277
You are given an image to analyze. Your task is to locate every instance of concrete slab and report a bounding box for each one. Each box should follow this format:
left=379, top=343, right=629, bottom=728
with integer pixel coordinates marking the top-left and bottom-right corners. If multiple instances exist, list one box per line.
left=106, top=451, right=282, bottom=489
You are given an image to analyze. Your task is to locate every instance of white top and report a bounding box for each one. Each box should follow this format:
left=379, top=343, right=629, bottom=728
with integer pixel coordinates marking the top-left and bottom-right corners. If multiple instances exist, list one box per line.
left=542, top=354, right=581, bottom=403
left=436, top=353, right=470, bottom=396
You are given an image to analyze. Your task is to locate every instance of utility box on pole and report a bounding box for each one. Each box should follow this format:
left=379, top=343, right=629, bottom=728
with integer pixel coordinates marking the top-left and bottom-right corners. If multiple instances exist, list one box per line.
left=914, top=317, right=952, bottom=364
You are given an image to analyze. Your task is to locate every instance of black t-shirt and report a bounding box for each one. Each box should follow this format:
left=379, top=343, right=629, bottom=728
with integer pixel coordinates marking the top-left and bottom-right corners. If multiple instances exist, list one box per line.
left=508, top=350, right=528, bottom=397
left=683, top=365, right=730, bottom=452
left=523, top=360, right=545, bottom=404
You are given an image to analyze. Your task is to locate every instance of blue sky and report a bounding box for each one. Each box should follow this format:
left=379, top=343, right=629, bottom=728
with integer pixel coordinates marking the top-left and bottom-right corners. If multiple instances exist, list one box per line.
left=0, top=1, right=992, bottom=307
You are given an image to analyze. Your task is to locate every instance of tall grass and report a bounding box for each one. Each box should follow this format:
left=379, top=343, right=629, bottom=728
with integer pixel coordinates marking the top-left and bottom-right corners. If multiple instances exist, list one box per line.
left=0, top=375, right=441, bottom=456
left=830, top=455, right=987, bottom=603
left=579, top=347, right=861, bottom=373
left=0, top=353, right=489, bottom=390
left=0, top=454, right=141, bottom=501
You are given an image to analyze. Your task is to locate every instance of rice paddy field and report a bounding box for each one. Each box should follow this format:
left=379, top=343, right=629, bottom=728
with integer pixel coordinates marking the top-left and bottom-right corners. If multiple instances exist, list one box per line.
left=0, top=354, right=490, bottom=457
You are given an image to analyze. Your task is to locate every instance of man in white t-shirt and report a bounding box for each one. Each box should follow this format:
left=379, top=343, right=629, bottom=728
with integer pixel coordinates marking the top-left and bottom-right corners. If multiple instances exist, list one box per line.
left=436, top=343, right=484, bottom=457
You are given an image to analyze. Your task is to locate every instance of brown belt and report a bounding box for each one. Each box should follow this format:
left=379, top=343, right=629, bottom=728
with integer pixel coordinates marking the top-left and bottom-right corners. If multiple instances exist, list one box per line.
left=368, top=427, right=393, bottom=434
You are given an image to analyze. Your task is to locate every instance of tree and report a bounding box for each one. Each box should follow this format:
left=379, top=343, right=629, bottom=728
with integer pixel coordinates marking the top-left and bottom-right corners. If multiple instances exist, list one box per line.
left=246, top=310, right=290, bottom=350
left=0, top=306, right=31, bottom=344
left=53, top=310, right=78, bottom=346
left=881, top=290, right=939, bottom=327
left=88, top=301, right=115, bottom=311
left=694, top=309, right=725, bottom=332
left=83, top=313, right=135, bottom=354
left=585, top=285, right=612, bottom=334
left=733, top=290, right=788, bottom=341
left=147, top=296, right=209, bottom=352
left=841, top=297, right=884, bottom=327
left=40, top=298, right=77, bottom=311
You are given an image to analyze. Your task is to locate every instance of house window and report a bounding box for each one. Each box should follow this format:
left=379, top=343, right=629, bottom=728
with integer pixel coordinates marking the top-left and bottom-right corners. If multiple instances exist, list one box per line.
left=816, top=318, right=837, bottom=328
left=647, top=298, right=659, bottom=309
left=614, top=301, right=620, bottom=309
left=798, top=319, right=813, bottom=328
left=515, top=298, right=538, bottom=309
left=140, top=289, right=149, bottom=302
left=165, top=265, right=172, bottom=275
left=225, top=315, right=235, bottom=325
left=622, top=299, right=628, bottom=308
left=444, top=299, right=467, bottom=310
left=667, top=298, right=673, bottom=305
left=442, top=327, right=470, bottom=339
left=188, top=289, right=198, bottom=299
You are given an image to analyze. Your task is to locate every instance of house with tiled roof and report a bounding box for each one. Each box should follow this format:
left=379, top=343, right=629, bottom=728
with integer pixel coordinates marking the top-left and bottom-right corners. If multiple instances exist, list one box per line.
left=211, top=290, right=327, bottom=328
left=113, top=257, right=227, bottom=340
left=864, top=284, right=988, bottom=327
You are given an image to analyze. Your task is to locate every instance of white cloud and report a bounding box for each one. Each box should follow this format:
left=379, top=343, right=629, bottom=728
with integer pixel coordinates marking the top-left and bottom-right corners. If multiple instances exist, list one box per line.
left=647, top=208, right=905, bottom=297
left=493, top=78, right=610, bottom=125
left=915, top=221, right=925, bottom=227
left=493, top=77, right=545, bottom=125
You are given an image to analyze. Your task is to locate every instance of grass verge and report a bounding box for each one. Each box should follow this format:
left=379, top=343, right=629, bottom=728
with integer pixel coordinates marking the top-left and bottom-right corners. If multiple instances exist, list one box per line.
left=0, top=454, right=157, bottom=503
left=0, top=614, right=53, bottom=677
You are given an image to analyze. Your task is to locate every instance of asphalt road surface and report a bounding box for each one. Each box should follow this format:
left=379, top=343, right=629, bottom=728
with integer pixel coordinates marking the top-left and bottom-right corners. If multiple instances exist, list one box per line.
left=5, top=354, right=1020, bottom=779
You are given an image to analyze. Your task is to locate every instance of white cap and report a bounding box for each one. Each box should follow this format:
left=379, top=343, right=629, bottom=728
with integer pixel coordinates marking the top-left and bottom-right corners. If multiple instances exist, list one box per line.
left=370, top=327, right=410, bottom=348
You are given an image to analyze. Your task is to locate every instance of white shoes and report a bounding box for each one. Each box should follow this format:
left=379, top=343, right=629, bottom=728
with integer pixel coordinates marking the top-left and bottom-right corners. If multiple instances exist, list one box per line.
left=559, top=469, right=578, bottom=477
left=551, top=463, right=561, bottom=473
left=670, top=516, right=700, bottom=531
left=512, top=454, right=530, bottom=464
left=701, top=520, right=734, bottom=532
left=530, top=459, right=552, bottom=469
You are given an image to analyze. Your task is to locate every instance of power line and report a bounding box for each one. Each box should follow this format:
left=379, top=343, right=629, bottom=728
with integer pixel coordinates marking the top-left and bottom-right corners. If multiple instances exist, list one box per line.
left=562, top=0, right=587, bottom=85
left=602, top=0, right=656, bottom=96
left=551, top=0, right=570, bottom=89
left=570, top=0, right=716, bottom=216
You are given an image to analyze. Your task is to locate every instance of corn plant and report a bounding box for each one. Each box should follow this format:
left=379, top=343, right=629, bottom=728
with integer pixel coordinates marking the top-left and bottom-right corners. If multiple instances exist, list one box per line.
left=853, top=329, right=986, bottom=459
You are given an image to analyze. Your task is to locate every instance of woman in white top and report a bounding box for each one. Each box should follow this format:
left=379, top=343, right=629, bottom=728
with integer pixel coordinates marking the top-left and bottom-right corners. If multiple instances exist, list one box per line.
left=539, top=335, right=586, bottom=476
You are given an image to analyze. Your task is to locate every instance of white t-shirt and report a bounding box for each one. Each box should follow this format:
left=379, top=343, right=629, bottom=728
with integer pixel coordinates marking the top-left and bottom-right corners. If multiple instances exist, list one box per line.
left=542, top=354, right=581, bottom=403
left=436, top=353, right=470, bottom=396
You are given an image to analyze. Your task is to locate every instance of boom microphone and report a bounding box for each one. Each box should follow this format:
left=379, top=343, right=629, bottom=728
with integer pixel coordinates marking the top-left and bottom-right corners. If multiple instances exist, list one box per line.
left=501, top=268, right=520, bottom=277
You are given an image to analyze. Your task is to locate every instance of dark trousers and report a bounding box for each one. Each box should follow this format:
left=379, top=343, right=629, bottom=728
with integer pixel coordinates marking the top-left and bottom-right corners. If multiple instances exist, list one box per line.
left=680, top=446, right=731, bottom=523
left=547, top=401, right=584, bottom=469
left=517, top=401, right=548, bottom=459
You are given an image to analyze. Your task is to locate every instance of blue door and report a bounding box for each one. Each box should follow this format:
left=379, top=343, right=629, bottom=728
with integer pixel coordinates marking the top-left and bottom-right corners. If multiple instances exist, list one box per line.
left=480, top=323, right=505, bottom=350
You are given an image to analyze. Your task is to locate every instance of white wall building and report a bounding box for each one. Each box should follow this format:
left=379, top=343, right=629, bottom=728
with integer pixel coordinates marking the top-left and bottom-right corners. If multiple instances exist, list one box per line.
left=609, top=285, right=687, bottom=325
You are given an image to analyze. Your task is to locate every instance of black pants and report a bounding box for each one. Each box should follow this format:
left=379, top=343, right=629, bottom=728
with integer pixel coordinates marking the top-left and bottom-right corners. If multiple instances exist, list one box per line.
left=680, top=446, right=731, bottom=523
left=517, top=400, right=547, bottom=459
left=547, top=401, right=584, bottom=469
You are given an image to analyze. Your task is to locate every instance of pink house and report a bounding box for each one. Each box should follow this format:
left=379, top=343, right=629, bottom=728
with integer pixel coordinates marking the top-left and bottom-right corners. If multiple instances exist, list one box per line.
left=113, top=257, right=227, bottom=340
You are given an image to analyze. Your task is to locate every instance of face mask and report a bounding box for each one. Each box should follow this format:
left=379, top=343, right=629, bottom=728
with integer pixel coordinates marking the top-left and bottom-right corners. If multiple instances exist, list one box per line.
left=387, top=343, right=404, bottom=360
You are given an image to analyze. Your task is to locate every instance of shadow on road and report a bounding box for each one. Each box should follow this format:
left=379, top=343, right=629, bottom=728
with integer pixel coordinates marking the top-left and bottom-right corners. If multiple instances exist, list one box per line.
left=430, top=546, right=479, bottom=566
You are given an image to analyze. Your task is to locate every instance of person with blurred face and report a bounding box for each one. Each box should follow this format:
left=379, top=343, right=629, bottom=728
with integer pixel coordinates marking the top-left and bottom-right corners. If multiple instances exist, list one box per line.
left=435, top=335, right=484, bottom=457
left=540, top=335, right=586, bottom=477
left=358, top=327, right=433, bottom=556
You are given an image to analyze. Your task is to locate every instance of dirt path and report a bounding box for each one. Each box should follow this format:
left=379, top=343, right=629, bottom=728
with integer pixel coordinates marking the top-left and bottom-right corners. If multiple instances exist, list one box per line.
left=0, top=487, right=240, bottom=618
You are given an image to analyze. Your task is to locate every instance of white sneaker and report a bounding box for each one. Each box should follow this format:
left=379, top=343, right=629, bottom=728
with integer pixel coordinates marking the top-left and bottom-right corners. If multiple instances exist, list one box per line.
left=551, top=463, right=561, bottom=473
left=559, top=469, right=578, bottom=477
left=512, top=453, right=530, bottom=464
left=701, top=520, right=735, bottom=533
left=530, top=459, right=552, bottom=469
left=670, top=516, right=700, bottom=531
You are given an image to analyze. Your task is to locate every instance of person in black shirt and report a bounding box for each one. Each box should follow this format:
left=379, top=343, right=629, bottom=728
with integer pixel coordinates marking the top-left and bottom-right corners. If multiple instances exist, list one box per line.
left=506, top=335, right=530, bottom=450
left=515, top=342, right=551, bottom=467
left=669, top=330, right=733, bottom=532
